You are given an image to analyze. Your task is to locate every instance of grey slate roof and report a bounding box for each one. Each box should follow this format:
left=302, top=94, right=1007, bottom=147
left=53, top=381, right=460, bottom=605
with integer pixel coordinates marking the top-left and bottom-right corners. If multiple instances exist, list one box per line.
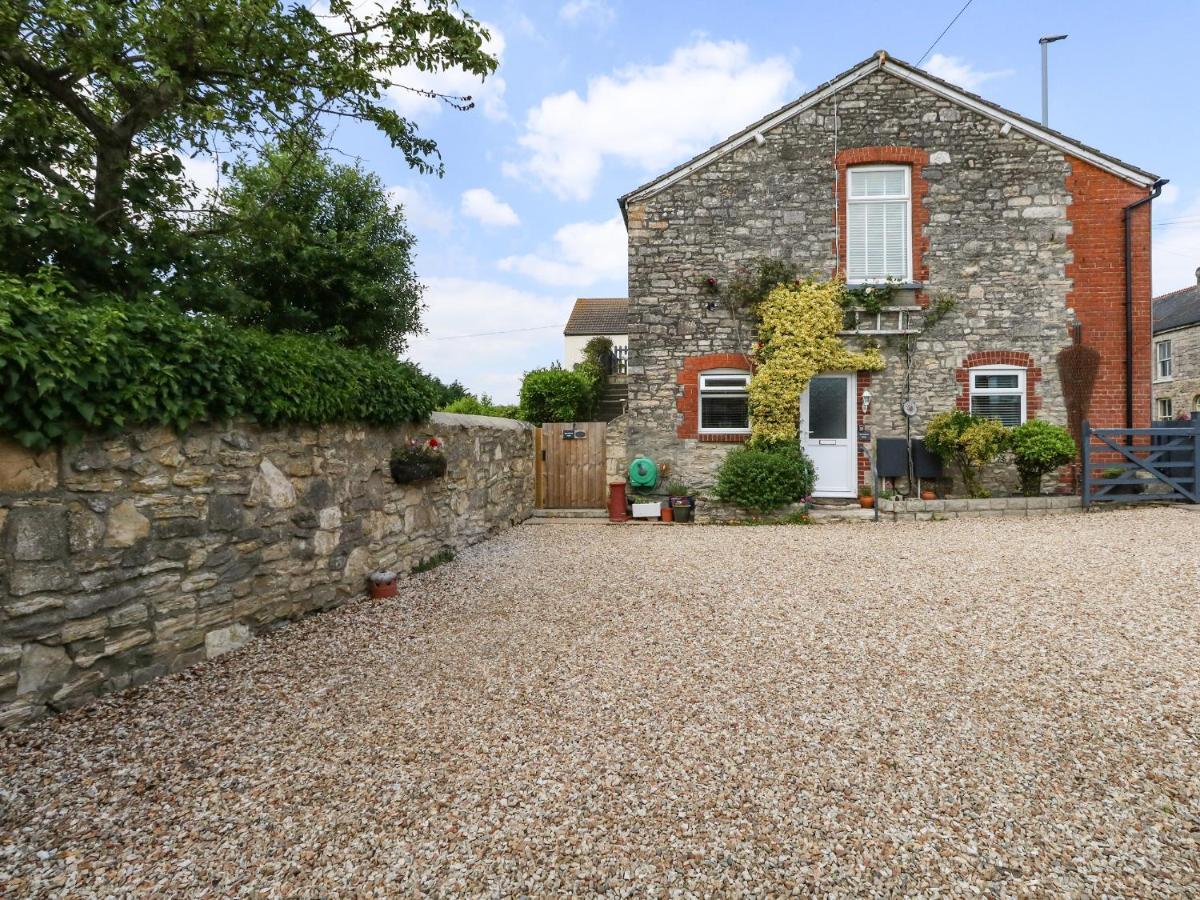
left=1153, top=281, right=1200, bottom=334
left=564, top=298, right=629, bottom=336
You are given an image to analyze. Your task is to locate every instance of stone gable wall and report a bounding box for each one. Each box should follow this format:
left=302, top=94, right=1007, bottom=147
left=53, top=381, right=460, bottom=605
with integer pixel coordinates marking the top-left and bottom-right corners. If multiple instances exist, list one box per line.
left=623, top=68, right=1150, bottom=494
left=1153, top=324, right=1200, bottom=418
left=0, top=413, right=534, bottom=728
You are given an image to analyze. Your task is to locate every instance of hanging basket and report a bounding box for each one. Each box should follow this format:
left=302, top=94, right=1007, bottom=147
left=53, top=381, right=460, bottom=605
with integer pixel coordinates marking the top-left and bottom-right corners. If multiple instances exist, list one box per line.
left=390, top=441, right=447, bottom=484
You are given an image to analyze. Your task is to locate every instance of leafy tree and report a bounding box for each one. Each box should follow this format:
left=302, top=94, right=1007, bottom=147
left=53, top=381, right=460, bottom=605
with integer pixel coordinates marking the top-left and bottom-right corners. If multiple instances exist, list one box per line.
left=441, top=394, right=519, bottom=419
left=1009, top=420, right=1076, bottom=496
left=182, top=142, right=423, bottom=353
left=427, top=374, right=472, bottom=409
left=0, top=0, right=496, bottom=294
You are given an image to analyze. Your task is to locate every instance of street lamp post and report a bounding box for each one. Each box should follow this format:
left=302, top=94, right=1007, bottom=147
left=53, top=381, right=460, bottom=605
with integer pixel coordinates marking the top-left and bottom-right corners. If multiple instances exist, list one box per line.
left=1039, top=34, right=1068, bottom=127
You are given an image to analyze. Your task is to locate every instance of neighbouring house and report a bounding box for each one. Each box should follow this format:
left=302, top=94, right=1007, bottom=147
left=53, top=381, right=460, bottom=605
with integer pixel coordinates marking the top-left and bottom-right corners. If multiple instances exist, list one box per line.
left=1151, top=268, right=1200, bottom=421
left=563, top=298, right=629, bottom=367
left=615, top=49, right=1164, bottom=498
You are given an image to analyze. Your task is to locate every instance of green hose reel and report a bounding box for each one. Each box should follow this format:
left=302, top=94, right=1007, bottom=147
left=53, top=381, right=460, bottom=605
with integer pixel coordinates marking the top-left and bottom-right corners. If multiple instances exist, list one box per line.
left=628, top=455, right=658, bottom=490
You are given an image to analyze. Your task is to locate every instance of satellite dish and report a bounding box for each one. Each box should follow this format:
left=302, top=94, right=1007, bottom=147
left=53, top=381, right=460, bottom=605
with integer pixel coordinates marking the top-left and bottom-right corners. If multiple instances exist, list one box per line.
left=902, top=399, right=918, bottom=418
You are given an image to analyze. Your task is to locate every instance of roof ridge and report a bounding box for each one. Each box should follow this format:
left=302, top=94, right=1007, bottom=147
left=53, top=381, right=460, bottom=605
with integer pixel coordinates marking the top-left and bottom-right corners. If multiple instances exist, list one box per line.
left=1153, top=284, right=1200, bottom=302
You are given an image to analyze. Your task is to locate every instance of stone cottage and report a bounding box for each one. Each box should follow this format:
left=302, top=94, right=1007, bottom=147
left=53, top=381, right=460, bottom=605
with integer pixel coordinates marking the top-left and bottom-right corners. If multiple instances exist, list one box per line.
left=616, top=50, right=1163, bottom=497
left=1151, top=268, right=1200, bottom=421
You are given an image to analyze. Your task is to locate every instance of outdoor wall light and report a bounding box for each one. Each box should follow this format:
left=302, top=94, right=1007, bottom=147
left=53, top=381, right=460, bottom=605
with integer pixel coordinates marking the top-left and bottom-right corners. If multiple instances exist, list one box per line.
left=861, top=389, right=872, bottom=413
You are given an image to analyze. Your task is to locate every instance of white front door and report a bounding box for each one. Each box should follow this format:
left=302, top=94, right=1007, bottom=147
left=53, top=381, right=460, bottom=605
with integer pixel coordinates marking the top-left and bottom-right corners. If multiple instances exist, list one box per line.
left=800, top=373, right=857, bottom=498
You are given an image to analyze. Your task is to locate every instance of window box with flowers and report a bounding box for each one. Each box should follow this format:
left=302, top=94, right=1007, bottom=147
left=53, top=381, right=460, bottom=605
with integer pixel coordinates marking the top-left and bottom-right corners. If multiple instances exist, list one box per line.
left=389, top=437, right=447, bottom=484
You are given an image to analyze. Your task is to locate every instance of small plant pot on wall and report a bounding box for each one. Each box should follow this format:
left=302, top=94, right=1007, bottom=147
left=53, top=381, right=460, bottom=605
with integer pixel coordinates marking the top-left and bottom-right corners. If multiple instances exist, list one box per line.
left=390, top=438, right=447, bottom=484
left=920, top=489, right=937, bottom=501
left=859, top=485, right=874, bottom=509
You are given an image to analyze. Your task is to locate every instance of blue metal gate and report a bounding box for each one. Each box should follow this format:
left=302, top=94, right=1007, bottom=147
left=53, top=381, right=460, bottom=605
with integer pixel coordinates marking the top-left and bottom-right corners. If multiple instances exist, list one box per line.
left=1081, top=417, right=1200, bottom=507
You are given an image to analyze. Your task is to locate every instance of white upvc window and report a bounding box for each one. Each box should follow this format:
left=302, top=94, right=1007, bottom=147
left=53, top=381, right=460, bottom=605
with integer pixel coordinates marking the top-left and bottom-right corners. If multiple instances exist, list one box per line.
left=969, top=365, right=1026, bottom=426
left=698, top=370, right=750, bottom=433
left=1155, top=340, right=1173, bottom=380
left=1157, top=397, right=1174, bottom=420
left=846, top=165, right=911, bottom=283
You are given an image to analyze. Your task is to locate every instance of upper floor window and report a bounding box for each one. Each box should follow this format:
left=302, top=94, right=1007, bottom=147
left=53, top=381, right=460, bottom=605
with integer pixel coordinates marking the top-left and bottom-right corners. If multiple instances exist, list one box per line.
left=970, top=365, right=1026, bottom=426
left=698, top=371, right=750, bottom=434
left=846, top=165, right=911, bottom=283
left=1156, top=340, right=1173, bottom=380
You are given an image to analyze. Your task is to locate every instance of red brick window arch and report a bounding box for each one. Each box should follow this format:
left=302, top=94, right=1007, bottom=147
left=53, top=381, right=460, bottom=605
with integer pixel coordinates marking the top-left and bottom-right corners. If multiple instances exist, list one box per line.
left=677, top=353, right=754, bottom=441
left=955, top=351, right=1043, bottom=422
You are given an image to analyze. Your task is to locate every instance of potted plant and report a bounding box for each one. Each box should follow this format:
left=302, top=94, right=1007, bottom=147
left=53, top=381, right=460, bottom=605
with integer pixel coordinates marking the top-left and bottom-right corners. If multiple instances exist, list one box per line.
left=920, top=486, right=937, bottom=501
left=389, top=437, right=447, bottom=484
left=660, top=504, right=674, bottom=523
left=1100, top=467, right=1146, bottom=495
left=858, top=484, right=874, bottom=509
left=665, top=481, right=694, bottom=523
left=630, top=494, right=661, bottom=519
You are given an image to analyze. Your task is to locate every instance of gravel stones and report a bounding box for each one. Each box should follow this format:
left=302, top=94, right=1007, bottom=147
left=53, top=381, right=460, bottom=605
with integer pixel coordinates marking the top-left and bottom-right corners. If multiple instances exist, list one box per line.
left=1, top=508, right=1197, bottom=895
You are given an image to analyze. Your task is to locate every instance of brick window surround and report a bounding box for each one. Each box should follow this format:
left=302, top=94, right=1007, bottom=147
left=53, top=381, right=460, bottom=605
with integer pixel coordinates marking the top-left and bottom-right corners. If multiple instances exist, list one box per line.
left=955, top=351, right=1043, bottom=419
left=677, top=353, right=754, bottom=441
left=834, top=146, right=930, bottom=302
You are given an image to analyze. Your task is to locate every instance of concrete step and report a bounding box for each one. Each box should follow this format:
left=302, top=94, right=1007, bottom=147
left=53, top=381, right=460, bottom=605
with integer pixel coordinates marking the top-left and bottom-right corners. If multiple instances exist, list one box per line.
left=808, top=506, right=877, bottom=524
left=533, top=508, right=607, bottom=518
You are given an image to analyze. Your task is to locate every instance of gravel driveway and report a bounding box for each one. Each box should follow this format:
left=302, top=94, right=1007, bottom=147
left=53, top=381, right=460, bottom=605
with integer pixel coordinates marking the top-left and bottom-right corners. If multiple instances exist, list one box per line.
left=2, top=508, right=1198, bottom=896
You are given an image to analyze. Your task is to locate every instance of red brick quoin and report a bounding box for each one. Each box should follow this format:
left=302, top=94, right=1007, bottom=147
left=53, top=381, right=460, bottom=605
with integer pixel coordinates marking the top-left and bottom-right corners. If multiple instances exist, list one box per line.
left=834, top=146, right=931, bottom=304
left=954, top=351, right=1043, bottom=418
left=676, top=353, right=754, bottom=441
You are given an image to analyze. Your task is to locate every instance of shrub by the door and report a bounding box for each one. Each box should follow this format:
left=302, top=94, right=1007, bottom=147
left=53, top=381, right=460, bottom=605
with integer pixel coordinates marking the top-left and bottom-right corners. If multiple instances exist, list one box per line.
left=924, top=411, right=1010, bottom=498
left=715, top=444, right=816, bottom=512
left=1009, top=420, right=1076, bottom=496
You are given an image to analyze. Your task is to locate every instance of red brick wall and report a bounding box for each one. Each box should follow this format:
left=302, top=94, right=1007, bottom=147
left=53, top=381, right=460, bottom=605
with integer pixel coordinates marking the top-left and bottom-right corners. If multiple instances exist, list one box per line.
left=676, top=353, right=754, bottom=441
left=954, top=350, right=1044, bottom=418
left=856, top=372, right=871, bottom=488
left=1066, top=158, right=1153, bottom=430
left=834, top=146, right=931, bottom=304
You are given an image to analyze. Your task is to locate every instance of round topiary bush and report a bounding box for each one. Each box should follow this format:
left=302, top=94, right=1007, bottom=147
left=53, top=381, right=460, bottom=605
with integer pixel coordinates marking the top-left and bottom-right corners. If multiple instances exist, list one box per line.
left=714, top=443, right=816, bottom=512
left=1009, top=419, right=1077, bottom=496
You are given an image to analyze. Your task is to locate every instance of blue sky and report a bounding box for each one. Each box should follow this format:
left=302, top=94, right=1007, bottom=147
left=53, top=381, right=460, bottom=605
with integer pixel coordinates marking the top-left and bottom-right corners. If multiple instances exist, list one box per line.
left=269, top=0, right=1200, bottom=402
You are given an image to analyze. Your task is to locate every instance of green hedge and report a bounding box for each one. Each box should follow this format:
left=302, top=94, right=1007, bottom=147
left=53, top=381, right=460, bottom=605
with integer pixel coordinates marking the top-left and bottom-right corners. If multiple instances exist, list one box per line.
left=0, top=271, right=437, bottom=449
left=715, top=443, right=816, bottom=512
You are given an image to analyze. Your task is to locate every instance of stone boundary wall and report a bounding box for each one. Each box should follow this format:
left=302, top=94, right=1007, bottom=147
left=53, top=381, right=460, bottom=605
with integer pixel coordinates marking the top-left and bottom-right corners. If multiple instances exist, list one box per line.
left=878, top=495, right=1081, bottom=521
left=0, top=413, right=534, bottom=728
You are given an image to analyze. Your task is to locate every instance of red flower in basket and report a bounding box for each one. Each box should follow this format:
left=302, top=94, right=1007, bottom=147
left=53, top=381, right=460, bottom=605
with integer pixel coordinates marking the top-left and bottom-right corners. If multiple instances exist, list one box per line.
left=426, top=437, right=441, bottom=450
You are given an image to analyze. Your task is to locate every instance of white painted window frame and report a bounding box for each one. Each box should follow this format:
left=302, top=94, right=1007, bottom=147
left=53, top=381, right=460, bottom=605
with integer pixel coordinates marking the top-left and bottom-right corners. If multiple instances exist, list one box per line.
left=969, top=364, right=1027, bottom=426
left=1157, top=397, right=1174, bottom=420
left=698, top=370, right=751, bottom=435
left=1155, top=339, right=1173, bottom=381
left=846, top=164, right=912, bottom=284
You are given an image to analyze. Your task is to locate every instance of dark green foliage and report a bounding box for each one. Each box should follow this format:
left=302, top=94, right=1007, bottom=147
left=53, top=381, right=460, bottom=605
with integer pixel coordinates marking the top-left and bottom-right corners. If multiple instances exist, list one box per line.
left=179, top=144, right=423, bottom=353
left=427, top=376, right=472, bottom=409
left=1009, top=419, right=1077, bottom=496
left=411, top=548, right=454, bottom=573
left=519, top=365, right=595, bottom=425
left=715, top=444, right=816, bottom=512
left=1, top=0, right=496, bottom=296
left=722, top=257, right=800, bottom=311
left=0, top=271, right=436, bottom=449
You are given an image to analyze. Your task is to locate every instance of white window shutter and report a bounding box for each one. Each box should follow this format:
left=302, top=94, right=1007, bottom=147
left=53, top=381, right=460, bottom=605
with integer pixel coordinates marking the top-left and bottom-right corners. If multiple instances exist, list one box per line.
left=847, top=203, right=867, bottom=279
left=884, top=202, right=906, bottom=278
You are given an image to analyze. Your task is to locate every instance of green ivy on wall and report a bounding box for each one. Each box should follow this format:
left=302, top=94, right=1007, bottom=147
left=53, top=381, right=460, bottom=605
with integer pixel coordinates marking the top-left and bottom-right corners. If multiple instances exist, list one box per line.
left=749, top=279, right=885, bottom=446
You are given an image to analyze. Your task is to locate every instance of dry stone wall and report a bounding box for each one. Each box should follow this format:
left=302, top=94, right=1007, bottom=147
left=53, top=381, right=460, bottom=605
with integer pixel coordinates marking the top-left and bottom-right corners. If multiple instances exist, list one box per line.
left=0, top=413, right=533, bottom=728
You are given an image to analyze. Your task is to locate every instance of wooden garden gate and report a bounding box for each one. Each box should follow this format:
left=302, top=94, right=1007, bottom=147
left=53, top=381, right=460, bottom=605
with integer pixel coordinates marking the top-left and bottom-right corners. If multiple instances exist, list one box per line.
left=535, top=422, right=607, bottom=509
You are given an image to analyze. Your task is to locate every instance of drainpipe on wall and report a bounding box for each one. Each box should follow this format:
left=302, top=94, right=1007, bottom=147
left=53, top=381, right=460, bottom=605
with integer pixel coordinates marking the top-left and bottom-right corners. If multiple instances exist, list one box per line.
left=1123, top=178, right=1168, bottom=438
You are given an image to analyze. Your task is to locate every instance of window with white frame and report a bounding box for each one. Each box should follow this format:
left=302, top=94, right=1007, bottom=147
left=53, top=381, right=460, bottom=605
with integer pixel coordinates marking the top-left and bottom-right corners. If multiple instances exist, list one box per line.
left=969, top=365, right=1026, bottom=426
left=1157, top=397, right=1173, bottom=420
left=846, top=165, right=911, bottom=283
left=1155, top=340, right=1173, bottom=380
left=698, top=371, right=750, bottom=433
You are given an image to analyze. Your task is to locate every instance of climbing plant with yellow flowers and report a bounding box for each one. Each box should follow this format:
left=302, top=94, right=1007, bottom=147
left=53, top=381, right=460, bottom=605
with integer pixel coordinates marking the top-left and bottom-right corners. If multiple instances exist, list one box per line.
left=749, top=279, right=885, bottom=446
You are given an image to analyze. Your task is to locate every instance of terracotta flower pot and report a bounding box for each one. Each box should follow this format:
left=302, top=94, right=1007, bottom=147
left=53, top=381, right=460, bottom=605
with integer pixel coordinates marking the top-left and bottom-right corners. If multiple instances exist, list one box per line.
left=660, top=506, right=674, bottom=523
left=859, top=496, right=875, bottom=509
left=920, top=490, right=937, bottom=501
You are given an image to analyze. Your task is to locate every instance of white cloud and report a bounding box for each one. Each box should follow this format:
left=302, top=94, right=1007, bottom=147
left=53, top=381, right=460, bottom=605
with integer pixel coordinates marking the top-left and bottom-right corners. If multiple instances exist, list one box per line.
left=388, top=183, right=454, bottom=236
left=178, top=153, right=221, bottom=198
left=499, top=216, right=626, bottom=287
left=922, top=53, right=1014, bottom=91
left=1159, top=183, right=1180, bottom=206
left=1154, top=190, right=1200, bottom=295
left=508, top=39, right=796, bottom=200
left=384, top=22, right=508, bottom=122
left=405, top=278, right=576, bottom=403
left=559, top=0, right=614, bottom=27
left=460, top=188, right=520, bottom=227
